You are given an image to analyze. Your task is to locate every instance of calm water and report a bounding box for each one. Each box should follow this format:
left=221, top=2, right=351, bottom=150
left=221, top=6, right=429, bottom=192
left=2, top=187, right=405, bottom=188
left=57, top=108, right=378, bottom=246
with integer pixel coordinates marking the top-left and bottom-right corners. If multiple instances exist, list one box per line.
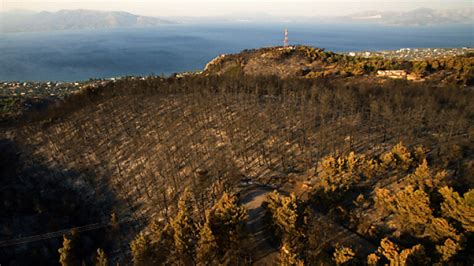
left=0, top=23, right=473, bottom=81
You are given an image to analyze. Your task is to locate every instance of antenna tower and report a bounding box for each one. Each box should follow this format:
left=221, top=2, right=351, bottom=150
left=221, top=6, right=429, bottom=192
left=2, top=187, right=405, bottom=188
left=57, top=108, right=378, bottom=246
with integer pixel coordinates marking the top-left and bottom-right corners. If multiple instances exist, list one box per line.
left=284, top=28, right=289, bottom=47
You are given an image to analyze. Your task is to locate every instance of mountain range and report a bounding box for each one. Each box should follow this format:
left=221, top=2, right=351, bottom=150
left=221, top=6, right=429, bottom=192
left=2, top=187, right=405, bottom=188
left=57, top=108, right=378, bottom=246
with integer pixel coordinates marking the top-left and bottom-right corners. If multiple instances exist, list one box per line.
left=0, top=8, right=472, bottom=33
left=164, top=8, right=474, bottom=26
left=0, top=9, right=173, bottom=33
left=344, top=8, right=474, bottom=26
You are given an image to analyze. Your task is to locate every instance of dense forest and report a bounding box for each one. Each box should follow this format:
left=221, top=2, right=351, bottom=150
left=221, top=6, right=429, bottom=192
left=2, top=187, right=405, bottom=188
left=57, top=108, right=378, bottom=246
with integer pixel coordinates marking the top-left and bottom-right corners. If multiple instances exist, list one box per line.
left=0, top=48, right=473, bottom=265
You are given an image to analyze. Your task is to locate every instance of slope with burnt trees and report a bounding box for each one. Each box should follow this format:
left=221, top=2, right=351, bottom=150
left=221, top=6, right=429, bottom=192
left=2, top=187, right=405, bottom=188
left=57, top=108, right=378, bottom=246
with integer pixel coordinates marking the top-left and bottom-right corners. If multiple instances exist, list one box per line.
left=0, top=48, right=473, bottom=265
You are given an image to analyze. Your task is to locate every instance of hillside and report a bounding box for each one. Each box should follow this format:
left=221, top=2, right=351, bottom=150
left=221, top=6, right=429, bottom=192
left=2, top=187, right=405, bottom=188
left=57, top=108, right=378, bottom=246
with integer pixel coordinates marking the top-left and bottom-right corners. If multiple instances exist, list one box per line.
left=0, top=9, right=173, bottom=33
left=203, top=46, right=473, bottom=84
left=0, top=48, right=473, bottom=265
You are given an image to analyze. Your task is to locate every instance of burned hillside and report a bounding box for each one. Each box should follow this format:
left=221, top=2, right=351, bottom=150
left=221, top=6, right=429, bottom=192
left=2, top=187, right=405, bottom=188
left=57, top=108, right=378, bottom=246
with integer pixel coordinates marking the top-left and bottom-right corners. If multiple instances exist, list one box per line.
left=0, top=48, right=473, bottom=265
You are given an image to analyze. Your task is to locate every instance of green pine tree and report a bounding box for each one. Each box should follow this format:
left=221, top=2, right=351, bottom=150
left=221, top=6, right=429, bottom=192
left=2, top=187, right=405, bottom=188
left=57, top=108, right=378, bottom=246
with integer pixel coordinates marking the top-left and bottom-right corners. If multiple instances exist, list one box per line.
left=439, top=186, right=474, bottom=232
left=196, top=211, right=218, bottom=265
left=171, top=188, right=198, bottom=262
left=130, top=233, right=153, bottom=266
left=333, top=246, right=355, bottom=265
left=95, top=248, right=108, bottom=266
left=58, top=235, right=73, bottom=266
left=209, top=192, right=248, bottom=253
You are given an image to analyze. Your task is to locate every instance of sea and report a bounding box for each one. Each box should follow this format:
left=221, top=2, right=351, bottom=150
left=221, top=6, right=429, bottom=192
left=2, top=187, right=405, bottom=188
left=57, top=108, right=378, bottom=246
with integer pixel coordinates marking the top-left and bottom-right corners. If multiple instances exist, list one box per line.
left=0, top=22, right=473, bottom=81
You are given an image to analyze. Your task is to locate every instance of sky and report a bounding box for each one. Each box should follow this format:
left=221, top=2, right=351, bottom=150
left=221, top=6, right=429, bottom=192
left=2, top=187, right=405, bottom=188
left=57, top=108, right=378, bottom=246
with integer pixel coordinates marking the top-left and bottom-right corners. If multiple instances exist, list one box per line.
left=2, top=0, right=472, bottom=17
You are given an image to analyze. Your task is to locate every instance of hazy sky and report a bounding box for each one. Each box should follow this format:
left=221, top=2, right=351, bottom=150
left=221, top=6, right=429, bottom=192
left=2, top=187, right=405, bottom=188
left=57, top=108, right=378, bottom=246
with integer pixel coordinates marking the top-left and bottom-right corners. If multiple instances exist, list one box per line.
left=2, top=0, right=472, bottom=17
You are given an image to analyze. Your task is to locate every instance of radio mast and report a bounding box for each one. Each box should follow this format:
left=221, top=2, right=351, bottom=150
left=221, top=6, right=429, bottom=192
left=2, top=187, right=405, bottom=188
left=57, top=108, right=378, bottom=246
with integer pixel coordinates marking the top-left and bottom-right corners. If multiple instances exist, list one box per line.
left=284, top=28, right=289, bottom=47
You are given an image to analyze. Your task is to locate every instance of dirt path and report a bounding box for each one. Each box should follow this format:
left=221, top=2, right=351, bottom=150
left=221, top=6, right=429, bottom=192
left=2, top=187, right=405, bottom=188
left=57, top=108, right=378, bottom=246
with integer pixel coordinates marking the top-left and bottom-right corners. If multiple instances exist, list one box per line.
left=240, top=184, right=279, bottom=265
left=239, top=182, right=377, bottom=264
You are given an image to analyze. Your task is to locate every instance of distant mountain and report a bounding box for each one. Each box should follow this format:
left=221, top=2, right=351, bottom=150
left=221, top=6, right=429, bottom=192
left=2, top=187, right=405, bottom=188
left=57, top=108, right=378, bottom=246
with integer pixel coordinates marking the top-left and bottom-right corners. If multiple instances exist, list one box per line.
left=344, top=8, right=474, bottom=26
left=0, top=9, right=174, bottom=33
left=162, top=8, right=473, bottom=26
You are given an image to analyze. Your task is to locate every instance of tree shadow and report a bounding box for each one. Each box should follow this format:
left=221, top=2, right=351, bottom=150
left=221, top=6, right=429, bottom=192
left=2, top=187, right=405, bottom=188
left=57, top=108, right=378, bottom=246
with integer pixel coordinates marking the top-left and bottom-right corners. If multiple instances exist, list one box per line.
left=0, top=138, right=133, bottom=265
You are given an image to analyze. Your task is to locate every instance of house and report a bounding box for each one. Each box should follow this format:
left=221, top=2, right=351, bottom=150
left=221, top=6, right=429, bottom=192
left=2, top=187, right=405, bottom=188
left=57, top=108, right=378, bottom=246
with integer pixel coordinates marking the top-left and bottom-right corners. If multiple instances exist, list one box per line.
left=377, top=70, right=407, bottom=79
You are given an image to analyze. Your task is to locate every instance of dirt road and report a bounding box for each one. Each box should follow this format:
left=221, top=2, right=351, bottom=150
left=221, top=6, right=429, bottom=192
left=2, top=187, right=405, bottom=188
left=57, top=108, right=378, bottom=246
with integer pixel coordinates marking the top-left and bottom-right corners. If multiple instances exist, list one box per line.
left=240, top=184, right=279, bottom=265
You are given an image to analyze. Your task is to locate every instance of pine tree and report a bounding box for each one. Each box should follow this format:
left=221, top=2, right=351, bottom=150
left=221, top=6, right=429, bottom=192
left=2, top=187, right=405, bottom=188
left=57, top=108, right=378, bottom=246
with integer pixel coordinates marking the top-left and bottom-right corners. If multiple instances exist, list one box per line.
left=378, top=238, right=401, bottom=266
left=274, top=193, right=299, bottom=236
left=374, top=188, right=392, bottom=215
left=375, top=186, right=432, bottom=235
left=407, top=159, right=430, bottom=189
left=95, top=248, right=108, bottom=266
left=267, top=192, right=308, bottom=264
left=464, top=189, right=474, bottom=207
left=333, top=246, right=355, bottom=265
left=130, top=233, right=153, bottom=266
left=413, top=145, right=427, bottom=163
left=171, top=188, right=198, bottom=262
left=58, top=235, right=73, bottom=266
left=346, top=152, right=360, bottom=173
left=377, top=238, right=428, bottom=266
left=380, top=142, right=412, bottom=171
left=367, top=253, right=379, bottom=266
left=391, top=142, right=413, bottom=170
left=361, top=158, right=380, bottom=179
left=376, top=185, right=464, bottom=242
left=266, top=192, right=304, bottom=238
left=316, top=153, right=361, bottom=195
left=399, top=244, right=429, bottom=265
left=423, top=217, right=458, bottom=242
left=279, top=239, right=304, bottom=266
left=209, top=192, right=247, bottom=253
left=266, top=190, right=281, bottom=213
left=406, top=159, right=446, bottom=190
left=196, top=214, right=218, bottom=265
left=436, top=238, right=462, bottom=262
left=439, top=186, right=474, bottom=232
left=380, top=151, right=397, bottom=170
left=317, top=155, right=339, bottom=193
left=153, top=223, right=175, bottom=263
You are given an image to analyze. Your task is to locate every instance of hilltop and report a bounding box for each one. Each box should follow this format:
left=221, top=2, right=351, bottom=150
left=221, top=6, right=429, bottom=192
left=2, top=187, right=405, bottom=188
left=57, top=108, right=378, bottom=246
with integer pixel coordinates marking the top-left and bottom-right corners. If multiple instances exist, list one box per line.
left=203, top=46, right=473, bottom=84
left=0, top=47, right=473, bottom=265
